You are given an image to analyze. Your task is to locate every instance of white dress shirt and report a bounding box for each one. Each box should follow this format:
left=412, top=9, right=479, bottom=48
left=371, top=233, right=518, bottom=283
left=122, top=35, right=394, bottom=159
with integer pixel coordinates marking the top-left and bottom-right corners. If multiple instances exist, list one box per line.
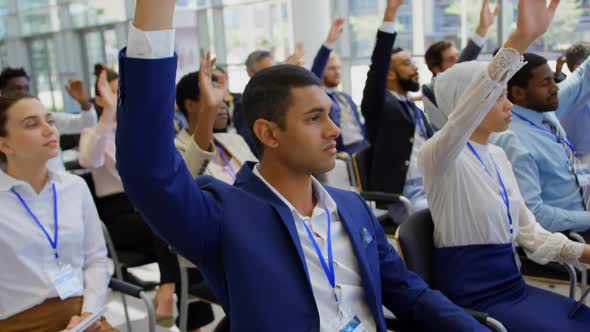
left=0, top=169, right=108, bottom=319
left=127, top=23, right=374, bottom=330
left=48, top=107, right=99, bottom=172
left=253, top=166, right=375, bottom=331
left=78, top=122, right=124, bottom=198
left=418, top=50, right=587, bottom=270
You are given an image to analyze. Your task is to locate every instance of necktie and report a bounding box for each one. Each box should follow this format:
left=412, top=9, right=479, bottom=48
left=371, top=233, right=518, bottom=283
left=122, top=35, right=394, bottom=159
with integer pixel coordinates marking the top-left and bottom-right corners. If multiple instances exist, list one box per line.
left=543, top=116, right=590, bottom=210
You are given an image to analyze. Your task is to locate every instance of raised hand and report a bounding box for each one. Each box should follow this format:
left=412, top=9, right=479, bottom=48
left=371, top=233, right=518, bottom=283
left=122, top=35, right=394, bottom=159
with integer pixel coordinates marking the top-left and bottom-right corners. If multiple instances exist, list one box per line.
left=65, top=79, right=92, bottom=111
left=285, top=42, right=305, bottom=66
left=95, top=70, right=117, bottom=122
left=556, top=55, right=566, bottom=74
left=476, top=0, right=500, bottom=37
left=503, top=0, right=560, bottom=53
left=198, top=51, right=226, bottom=110
left=325, top=18, right=346, bottom=45
left=384, top=0, right=404, bottom=21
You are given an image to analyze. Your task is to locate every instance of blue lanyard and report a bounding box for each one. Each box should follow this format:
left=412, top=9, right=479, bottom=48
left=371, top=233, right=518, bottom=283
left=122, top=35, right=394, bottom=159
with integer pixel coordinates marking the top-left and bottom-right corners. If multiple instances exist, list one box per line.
left=402, top=99, right=427, bottom=138
left=512, top=112, right=578, bottom=157
left=214, top=142, right=237, bottom=181
left=12, top=183, right=60, bottom=259
left=467, top=143, right=513, bottom=234
left=298, top=201, right=337, bottom=303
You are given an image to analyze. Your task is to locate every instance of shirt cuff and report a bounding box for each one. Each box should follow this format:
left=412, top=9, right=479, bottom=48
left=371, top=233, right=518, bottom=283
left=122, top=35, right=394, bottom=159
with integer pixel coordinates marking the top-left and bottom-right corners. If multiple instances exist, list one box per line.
left=379, top=22, right=396, bottom=34
left=323, top=42, right=335, bottom=50
left=471, top=32, right=487, bottom=48
left=126, top=22, right=175, bottom=59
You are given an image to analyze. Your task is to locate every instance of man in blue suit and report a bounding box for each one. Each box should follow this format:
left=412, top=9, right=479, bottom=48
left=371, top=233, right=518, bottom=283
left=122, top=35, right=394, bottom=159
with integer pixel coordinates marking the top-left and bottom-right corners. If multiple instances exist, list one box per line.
left=311, top=18, right=369, bottom=156
left=116, top=0, right=488, bottom=330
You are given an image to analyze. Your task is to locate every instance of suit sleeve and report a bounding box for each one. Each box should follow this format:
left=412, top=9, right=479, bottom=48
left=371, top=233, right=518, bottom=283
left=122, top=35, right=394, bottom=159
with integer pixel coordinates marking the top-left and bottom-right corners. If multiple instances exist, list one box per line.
left=115, top=51, right=223, bottom=266
left=311, top=45, right=332, bottom=80
left=458, top=39, right=483, bottom=63
left=361, top=30, right=397, bottom=143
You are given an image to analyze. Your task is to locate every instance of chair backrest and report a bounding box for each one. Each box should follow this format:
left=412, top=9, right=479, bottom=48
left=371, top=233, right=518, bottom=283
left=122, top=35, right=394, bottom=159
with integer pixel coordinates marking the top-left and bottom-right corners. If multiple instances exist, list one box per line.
left=397, top=209, right=434, bottom=283
left=352, top=146, right=372, bottom=192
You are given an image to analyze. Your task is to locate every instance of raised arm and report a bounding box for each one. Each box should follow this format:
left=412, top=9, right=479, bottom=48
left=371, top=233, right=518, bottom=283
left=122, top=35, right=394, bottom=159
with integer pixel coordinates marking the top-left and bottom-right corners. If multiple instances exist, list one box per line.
left=458, top=0, right=499, bottom=63
left=310, top=18, right=345, bottom=79
left=360, top=0, right=402, bottom=139
left=54, top=80, right=98, bottom=135
left=78, top=71, right=115, bottom=169
left=116, top=0, right=222, bottom=265
left=418, top=0, right=559, bottom=177
left=555, top=53, right=590, bottom=118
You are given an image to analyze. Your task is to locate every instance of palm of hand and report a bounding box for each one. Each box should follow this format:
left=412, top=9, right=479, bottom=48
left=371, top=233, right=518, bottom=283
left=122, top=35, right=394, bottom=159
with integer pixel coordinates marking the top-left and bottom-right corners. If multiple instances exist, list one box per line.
left=516, top=0, right=559, bottom=40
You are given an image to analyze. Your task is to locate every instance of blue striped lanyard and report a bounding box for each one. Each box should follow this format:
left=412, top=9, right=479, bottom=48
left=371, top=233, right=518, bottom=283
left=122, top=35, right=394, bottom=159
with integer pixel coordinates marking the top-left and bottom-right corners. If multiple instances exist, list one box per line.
left=402, top=99, right=427, bottom=138
left=512, top=112, right=578, bottom=157
left=298, top=201, right=337, bottom=304
left=215, top=142, right=237, bottom=181
left=467, top=143, right=513, bottom=234
left=12, top=183, right=60, bottom=259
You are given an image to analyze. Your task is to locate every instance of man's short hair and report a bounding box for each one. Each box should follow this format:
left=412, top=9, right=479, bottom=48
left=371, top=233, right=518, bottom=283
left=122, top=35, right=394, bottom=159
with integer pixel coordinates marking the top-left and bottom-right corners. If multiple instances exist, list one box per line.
left=0, top=67, right=29, bottom=90
left=425, top=41, right=455, bottom=72
left=507, top=53, right=548, bottom=101
left=175, top=71, right=200, bottom=120
left=565, top=42, right=590, bottom=71
left=245, top=50, right=273, bottom=73
left=242, top=64, right=321, bottom=156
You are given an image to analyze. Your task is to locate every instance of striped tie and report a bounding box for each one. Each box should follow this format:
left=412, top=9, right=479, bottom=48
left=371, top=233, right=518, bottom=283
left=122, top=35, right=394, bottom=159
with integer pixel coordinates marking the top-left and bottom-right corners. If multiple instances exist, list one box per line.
left=543, top=116, right=590, bottom=210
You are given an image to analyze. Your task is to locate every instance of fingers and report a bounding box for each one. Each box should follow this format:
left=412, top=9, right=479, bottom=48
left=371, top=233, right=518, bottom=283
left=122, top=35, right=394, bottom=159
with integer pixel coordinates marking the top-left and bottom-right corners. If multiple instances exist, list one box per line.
left=493, top=2, right=500, bottom=17
left=66, top=315, right=83, bottom=329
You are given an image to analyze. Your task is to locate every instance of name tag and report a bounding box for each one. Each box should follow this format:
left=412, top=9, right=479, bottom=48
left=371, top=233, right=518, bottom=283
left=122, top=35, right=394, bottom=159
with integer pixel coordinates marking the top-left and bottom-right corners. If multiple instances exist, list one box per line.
left=338, top=314, right=368, bottom=332
left=51, top=264, right=83, bottom=300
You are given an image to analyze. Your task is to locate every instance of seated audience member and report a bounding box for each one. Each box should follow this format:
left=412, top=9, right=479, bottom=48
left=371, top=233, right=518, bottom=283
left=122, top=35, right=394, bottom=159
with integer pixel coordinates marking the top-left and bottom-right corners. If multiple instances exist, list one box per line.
left=311, top=18, right=369, bottom=155
left=559, top=42, right=590, bottom=167
left=0, top=67, right=98, bottom=172
left=491, top=51, right=590, bottom=234
left=153, top=62, right=256, bottom=330
left=78, top=70, right=173, bottom=293
left=0, top=93, right=113, bottom=331
left=360, top=6, right=432, bottom=217
left=418, top=2, right=590, bottom=330
left=114, top=0, right=492, bottom=330
left=422, top=0, right=499, bottom=130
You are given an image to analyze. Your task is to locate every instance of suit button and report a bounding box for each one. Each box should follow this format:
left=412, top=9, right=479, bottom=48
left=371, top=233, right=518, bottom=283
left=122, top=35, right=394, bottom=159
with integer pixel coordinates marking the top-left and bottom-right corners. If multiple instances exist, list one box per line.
left=409, top=137, right=414, bottom=143
left=404, top=160, right=410, bottom=166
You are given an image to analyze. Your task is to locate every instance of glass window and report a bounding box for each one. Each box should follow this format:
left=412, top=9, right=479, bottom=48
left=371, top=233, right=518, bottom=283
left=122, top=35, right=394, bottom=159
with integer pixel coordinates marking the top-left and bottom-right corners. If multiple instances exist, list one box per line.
left=223, top=0, right=292, bottom=92
left=20, top=7, right=59, bottom=35
left=68, top=0, right=127, bottom=28
left=29, top=37, right=64, bottom=112
left=18, top=0, right=50, bottom=11
left=83, top=30, right=104, bottom=97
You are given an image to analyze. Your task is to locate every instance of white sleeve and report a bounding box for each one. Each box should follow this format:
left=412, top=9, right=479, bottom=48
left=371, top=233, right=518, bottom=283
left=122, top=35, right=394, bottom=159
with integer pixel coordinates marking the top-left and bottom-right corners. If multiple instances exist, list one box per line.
left=517, top=195, right=588, bottom=270
left=80, top=180, right=109, bottom=314
left=78, top=125, right=111, bottom=169
left=175, top=135, right=216, bottom=178
left=418, top=49, right=524, bottom=177
left=471, top=33, right=486, bottom=48
left=379, top=22, right=396, bottom=34
left=53, top=106, right=98, bottom=135
left=126, top=22, right=175, bottom=59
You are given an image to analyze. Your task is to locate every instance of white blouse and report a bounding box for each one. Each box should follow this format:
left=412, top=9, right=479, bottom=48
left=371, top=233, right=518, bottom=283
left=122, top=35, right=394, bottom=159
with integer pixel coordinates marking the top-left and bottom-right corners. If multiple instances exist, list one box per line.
left=417, top=49, right=586, bottom=270
left=0, top=170, right=109, bottom=319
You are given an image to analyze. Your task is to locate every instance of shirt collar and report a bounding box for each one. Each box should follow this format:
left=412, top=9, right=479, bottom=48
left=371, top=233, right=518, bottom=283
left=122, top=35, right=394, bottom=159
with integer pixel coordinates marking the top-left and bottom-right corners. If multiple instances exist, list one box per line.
left=511, top=104, right=546, bottom=125
left=0, top=168, right=60, bottom=192
left=252, top=163, right=338, bottom=217
left=389, top=90, right=407, bottom=102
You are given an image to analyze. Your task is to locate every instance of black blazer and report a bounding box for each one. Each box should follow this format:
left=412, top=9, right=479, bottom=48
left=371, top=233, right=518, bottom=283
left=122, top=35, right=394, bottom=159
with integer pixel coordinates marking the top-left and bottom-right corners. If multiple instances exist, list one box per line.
left=361, top=30, right=433, bottom=194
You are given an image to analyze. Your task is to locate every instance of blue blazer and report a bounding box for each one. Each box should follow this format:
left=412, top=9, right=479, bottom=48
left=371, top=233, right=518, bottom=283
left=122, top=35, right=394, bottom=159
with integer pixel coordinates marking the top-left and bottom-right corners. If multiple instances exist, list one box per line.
left=311, top=45, right=369, bottom=155
left=115, top=49, right=487, bottom=332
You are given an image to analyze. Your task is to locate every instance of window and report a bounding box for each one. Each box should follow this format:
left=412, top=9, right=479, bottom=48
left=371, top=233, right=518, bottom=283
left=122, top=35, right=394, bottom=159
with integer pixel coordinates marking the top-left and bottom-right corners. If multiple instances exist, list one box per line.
left=29, top=37, right=64, bottom=112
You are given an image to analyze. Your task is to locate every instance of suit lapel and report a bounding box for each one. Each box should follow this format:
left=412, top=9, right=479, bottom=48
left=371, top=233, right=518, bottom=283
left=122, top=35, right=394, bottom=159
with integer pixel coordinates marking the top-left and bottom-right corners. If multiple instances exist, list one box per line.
left=234, top=162, right=312, bottom=282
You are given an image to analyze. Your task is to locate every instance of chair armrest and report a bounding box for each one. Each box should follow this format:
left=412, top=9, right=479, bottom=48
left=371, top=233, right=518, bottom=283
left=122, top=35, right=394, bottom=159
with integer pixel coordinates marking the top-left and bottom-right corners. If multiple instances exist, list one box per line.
left=109, top=278, right=143, bottom=298
left=361, top=191, right=412, bottom=215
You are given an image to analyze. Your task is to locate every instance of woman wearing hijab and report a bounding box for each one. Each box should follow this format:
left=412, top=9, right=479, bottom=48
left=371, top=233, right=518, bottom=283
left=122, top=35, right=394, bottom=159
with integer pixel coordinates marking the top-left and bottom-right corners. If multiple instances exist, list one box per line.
left=418, top=0, right=590, bottom=330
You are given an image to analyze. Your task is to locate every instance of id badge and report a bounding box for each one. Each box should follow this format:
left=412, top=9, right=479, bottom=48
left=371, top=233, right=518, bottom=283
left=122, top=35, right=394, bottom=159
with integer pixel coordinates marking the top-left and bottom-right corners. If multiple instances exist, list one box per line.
left=575, top=161, right=590, bottom=187
left=338, top=314, right=368, bottom=332
left=51, top=264, right=83, bottom=300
